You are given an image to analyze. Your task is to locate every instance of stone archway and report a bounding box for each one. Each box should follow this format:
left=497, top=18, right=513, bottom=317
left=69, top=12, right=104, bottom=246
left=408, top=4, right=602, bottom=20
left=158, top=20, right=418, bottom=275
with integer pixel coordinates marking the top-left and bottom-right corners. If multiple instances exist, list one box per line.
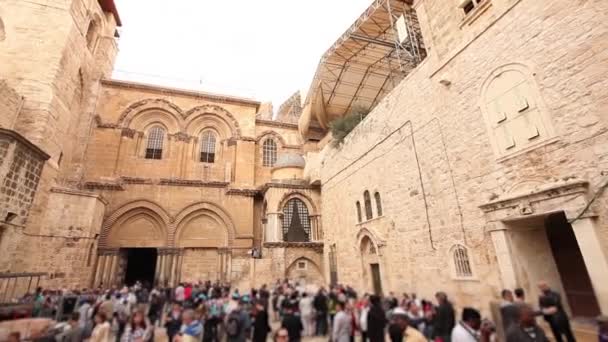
left=359, top=233, right=384, bottom=295
left=286, top=257, right=323, bottom=287
left=172, top=202, right=237, bottom=283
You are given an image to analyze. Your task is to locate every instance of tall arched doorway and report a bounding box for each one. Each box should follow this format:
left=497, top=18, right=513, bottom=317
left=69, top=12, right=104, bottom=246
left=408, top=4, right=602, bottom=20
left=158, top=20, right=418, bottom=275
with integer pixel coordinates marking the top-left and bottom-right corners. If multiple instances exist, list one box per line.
left=360, top=236, right=383, bottom=295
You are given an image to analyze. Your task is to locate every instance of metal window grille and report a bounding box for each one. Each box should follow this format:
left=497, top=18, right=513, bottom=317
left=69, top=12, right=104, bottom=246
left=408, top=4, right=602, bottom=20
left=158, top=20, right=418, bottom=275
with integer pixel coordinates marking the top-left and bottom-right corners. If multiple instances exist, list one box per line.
left=262, top=139, right=277, bottom=167
left=356, top=201, right=362, bottom=222
left=145, top=126, right=164, bottom=160
left=282, top=198, right=311, bottom=240
left=364, top=191, right=373, bottom=220
left=453, top=245, right=473, bottom=277
left=200, top=131, right=216, bottom=163
left=374, top=192, right=383, bottom=216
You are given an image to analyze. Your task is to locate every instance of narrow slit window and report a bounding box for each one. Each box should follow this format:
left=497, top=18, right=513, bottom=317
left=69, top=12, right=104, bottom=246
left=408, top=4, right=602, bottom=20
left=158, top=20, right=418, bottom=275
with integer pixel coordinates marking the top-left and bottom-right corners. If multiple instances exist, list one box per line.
left=364, top=190, right=373, bottom=220
left=200, top=131, right=217, bottom=163
left=356, top=201, right=362, bottom=223
left=374, top=192, right=383, bottom=216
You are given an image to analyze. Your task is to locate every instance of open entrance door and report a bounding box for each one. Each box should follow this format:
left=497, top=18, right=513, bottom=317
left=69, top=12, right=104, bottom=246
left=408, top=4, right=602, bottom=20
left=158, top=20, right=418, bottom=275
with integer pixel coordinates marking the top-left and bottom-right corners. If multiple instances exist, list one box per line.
left=370, top=263, right=383, bottom=296
left=545, top=213, right=600, bottom=317
left=124, top=248, right=157, bottom=287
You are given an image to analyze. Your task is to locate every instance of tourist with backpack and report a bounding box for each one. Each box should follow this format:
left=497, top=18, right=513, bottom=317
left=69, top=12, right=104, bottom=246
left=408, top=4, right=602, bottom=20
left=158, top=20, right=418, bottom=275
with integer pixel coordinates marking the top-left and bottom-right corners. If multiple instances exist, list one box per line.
left=225, top=299, right=251, bottom=342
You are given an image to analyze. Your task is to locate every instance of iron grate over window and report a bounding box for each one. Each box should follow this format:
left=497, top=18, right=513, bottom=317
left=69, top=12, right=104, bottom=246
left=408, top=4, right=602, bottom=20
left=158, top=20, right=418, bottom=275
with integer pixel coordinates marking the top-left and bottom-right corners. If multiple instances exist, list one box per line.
left=453, top=244, right=473, bottom=277
left=200, top=131, right=217, bottom=163
left=282, top=198, right=311, bottom=242
left=145, top=126, right=165, bottom=160
left=262, top=139, right=277, bottom=167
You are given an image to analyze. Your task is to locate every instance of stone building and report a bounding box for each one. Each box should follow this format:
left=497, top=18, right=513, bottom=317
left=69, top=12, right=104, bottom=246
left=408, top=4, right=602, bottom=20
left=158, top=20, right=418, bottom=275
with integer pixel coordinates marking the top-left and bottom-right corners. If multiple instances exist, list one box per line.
left=0, top=0, right=324, bottom=291
left=1, top=0, right=607, bottom=328
left=300, top=0, right=608, bottom=322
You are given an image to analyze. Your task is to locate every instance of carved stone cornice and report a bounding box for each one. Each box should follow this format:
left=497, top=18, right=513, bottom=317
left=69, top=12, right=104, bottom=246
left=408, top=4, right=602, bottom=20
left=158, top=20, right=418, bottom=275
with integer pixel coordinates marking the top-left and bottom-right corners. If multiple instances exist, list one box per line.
left=121, top=176, right=153, bottom=185
left=226, top=188, right=259, bottom=197
left=159, top=178, right=229, bottom=188
left=259, top=181, right=320, bottom=193
left=479, top=180, right=591, bottom=221
left=169, top=132, right=194, bottom=142
left=84, top=181, right=125, bottom=191
left=121, top=128, right=138, bottom=138
left=263, top=241, right=324, bottom=253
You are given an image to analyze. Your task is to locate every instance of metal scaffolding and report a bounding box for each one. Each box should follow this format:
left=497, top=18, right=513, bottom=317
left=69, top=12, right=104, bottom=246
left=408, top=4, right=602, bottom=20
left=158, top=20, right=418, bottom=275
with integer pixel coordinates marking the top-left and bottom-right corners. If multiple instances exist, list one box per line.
left=301, top=0, right=426, bottom=135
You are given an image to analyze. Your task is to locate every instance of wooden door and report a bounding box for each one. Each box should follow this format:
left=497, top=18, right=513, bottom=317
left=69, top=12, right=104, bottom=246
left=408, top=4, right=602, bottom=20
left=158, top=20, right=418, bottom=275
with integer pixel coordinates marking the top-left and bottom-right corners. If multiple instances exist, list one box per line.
left=370, top=263, right=383, bottom=296
left=546, top=213, right=600, bottom=317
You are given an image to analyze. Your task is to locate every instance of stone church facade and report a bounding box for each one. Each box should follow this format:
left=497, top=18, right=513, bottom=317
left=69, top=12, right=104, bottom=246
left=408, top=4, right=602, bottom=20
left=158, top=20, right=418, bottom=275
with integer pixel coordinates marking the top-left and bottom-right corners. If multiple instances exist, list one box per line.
left=1, top=0, right=607, bottom=322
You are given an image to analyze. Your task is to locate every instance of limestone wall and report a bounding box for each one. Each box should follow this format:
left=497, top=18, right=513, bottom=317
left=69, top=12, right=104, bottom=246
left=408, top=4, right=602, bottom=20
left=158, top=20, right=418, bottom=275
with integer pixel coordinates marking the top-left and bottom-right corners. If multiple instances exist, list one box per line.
left=320, top=0, right=608, bottom=312
left=0, top=80, right=22, bottom=129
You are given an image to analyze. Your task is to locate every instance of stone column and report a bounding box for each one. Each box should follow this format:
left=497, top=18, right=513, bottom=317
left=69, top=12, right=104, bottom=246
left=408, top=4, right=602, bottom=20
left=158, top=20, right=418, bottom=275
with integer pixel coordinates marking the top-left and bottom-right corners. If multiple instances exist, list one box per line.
left=570, top=217, right=608, bottom=314
left=93, top=253, right=105, bottom=288
left=170, top=251, right=179, bottom=287
left=158, top=252, right=166, bottom=287
left=266, top=213, right=281, bottom=242
left=154, top=250, right=162, bottom=286
left=489, top=222, right=518, bottom=290
left=97, top=255, right=108, bottom=288
left=176, top=250, right=184, bottom=285
left=106, top=252, right=118, bottom=287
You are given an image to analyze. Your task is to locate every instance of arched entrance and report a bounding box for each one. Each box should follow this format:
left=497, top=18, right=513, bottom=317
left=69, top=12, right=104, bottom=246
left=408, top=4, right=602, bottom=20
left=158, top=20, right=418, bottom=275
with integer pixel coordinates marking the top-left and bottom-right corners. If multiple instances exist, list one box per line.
left=286, top=257, right=323, bottom=286
left=98, top=204, right=169, bottom=287
left=360, top=235, right=383, bottom=295
left=173, top=202, right=236, bottom=283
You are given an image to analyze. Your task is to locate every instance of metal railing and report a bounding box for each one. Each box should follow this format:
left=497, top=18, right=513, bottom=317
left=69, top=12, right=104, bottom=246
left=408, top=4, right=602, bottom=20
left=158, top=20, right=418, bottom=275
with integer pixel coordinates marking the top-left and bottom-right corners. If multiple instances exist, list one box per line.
left=0, top=272, right=47, bottom=304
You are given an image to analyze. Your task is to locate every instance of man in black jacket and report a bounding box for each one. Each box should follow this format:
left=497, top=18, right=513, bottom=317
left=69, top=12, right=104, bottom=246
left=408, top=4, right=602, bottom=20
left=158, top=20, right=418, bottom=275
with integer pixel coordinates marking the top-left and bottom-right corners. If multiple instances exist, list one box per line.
left=367, top=295, right=388, bottom=342
left=538, top=282, right=575, bottom=342
left=313, top=288, right=329, bottom=336
left=506, top=304, right=549, bottom=342
left=433, top=292, right=455, bottom=342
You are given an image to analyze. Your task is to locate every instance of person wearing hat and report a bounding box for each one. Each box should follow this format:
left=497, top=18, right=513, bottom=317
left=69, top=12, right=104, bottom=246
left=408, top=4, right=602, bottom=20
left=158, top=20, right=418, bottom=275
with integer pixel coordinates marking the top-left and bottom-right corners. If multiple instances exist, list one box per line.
left=389, top=307, right=427, bottom=342
left=598, top=315, right=608, bottom=342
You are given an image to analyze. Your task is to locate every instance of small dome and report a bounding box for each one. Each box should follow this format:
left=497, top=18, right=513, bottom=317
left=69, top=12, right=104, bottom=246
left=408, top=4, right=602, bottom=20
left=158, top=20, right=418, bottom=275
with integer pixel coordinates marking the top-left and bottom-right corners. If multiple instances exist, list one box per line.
left=273, top=153, right=305, bottom=169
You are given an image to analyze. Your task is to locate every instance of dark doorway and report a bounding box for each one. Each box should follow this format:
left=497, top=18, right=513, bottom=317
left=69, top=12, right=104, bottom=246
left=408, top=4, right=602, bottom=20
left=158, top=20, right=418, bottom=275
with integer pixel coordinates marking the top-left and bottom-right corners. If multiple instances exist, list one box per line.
left=545, top=213, right=600, bottom=317
left=370, top=263, right=383, bottom=296
left=124, top=248, right=157, bottom=287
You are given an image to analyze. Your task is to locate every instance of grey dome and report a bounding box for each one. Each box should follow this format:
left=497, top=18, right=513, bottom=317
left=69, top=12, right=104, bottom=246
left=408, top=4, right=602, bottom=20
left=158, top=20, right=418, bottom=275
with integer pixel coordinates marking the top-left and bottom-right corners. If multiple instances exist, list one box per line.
left=273, top=153, right=305, bottom=168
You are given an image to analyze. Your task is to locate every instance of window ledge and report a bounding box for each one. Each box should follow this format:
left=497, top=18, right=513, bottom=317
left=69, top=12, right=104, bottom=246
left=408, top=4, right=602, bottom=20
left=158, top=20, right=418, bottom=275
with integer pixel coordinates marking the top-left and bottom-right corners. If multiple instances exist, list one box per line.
left=495, top=137, right=560, bottom=163
left=356, top=215, right=386, bottom=226
left=459, top=0, right=492, bottom=28
left=452, top=276, right=480, bottom=282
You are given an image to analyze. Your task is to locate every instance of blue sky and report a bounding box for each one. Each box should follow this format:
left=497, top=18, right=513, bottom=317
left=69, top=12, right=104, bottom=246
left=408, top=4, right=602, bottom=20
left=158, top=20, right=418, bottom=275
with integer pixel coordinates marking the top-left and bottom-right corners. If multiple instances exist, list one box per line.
left=112, top=0, right=371, bottom=108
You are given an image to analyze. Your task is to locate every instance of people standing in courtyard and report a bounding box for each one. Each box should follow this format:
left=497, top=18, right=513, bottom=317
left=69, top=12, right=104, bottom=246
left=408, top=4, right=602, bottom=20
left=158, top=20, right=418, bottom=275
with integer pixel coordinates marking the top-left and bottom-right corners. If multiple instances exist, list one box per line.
left=500, top=289, right=520, bottom=333
left=433, top=292, right=455, bottom=342
left=506, top=304, right=549, bottom=342
left=299, top=292, right=315, bottom=336
left=367, top=295, right=387, bottom=342
left=252, top=301, right=271, bottom=342
left=225, top=297, right=251, bottom=342
left=390, top=308, right=427, bottom=342
left=514, top=288, right=526, bottom=304
left=165, top=302, right=183, bottom=342
left=451, top=307, right=492, bottom=342
left=314, top=288, right=329, bottom=336
left=538, top=281, right=576, bottom=342
left=175, top=309, right=203, bottom=342
left=89, top=312, right=111, bottom=342
left=359, top=296, right=370, bottom=342
left=332, top=301, right=352, bottom=342
left=120, top=310, right=152, bottom=342
left=281, top=305, right=303, bottom=342
left=56, top=312, right=85, bottom=342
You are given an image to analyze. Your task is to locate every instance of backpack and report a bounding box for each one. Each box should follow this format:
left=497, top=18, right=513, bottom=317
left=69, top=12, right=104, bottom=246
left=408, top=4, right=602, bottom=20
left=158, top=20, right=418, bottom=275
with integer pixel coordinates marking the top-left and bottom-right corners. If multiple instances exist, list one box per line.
left=225, top=311, right=242, bottom=338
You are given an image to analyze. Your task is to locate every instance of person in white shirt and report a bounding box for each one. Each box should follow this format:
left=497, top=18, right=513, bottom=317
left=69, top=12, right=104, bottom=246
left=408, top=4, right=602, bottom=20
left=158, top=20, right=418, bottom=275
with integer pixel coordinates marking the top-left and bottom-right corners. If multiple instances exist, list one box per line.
left=451, top=307, right=492, bottom=342
left=299, top=292, right=315, bottom=336
left=175, top=284, right=185, bottom=303
left=359, top=297, right=370, bottom=342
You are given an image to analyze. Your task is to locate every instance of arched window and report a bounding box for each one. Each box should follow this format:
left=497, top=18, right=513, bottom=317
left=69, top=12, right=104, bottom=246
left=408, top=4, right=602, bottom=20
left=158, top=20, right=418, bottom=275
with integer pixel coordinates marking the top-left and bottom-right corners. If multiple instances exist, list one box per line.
left=282, top=198, right=311, bottom=242
left=145, top=126, right=165, bottom=159
left=200, top=131, right=217, bottom=163
left=374, top=192, right=383, bottom=216
left=262, top=139, right=277, bottom=167
left=356, top=201, right=362, bottom=223
left=363, top=190, right=373, bottom=220
left=0, top=18, right=6, bottom=42
left=452, top=244, right=473, bottom=278
left=85, top=19, right=99, bottom=51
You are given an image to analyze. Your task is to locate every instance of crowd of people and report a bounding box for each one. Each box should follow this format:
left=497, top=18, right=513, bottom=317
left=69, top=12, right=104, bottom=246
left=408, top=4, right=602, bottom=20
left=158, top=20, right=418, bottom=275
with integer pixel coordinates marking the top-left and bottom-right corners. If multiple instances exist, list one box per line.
left=5, top=279, right=607, bottom=342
